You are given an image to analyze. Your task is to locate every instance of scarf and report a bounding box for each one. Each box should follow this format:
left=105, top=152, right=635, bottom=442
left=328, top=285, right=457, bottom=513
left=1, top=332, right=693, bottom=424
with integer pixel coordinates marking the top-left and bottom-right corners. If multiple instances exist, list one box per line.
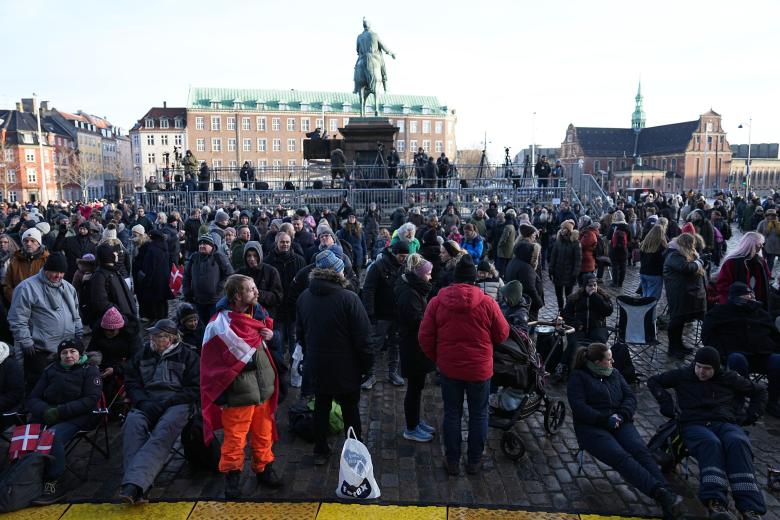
left=60, top=354, right=88, bottom=370
left=586, top=360, right=613, bottom=378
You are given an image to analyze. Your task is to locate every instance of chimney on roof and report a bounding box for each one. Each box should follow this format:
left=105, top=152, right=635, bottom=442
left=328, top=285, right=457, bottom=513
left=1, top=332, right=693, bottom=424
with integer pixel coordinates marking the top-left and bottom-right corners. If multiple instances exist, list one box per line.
left=15, top=102, right=22, bottom=112
left=163, top=101, right=167, bottom=109
left=21, top=98, right=34, bottom=112
left=40, top=101, right=49, bottom=111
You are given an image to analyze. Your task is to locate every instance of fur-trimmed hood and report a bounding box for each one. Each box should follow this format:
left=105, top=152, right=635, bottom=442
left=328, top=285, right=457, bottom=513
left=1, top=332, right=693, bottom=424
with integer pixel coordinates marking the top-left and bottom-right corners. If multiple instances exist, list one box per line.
left=309, top=267, right=349, bottom=287
left=555, top=229, right=580, bottom=242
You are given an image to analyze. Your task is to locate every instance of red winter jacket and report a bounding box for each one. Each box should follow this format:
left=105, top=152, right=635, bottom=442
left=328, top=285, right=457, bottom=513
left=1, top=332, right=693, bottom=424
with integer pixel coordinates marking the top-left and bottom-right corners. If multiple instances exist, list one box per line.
left=418, top=283, right=509, bottom=382
left=579, top=227, right=599, bottom=273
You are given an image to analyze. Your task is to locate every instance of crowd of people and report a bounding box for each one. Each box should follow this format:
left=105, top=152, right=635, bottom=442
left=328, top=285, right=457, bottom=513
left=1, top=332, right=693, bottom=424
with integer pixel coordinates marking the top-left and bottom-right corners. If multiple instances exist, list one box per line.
left=0, top=187, right=778, bottom=518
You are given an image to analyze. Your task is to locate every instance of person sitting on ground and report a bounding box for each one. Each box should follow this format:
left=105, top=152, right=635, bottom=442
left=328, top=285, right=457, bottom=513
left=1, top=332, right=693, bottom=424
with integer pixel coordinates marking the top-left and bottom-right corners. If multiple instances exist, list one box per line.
left=118, top=319, right=200, bottom=504
left=176, top=303, right=205, bottom=351
left=498, top=280, right=531, bottom=330
left=567, top=343, right=685, bottom=519
left=648, top=346, right=768, bottom=520
left=476, top=259, right=504, bottom=302
left=560, top=273, right=614, bottom=375
left=27, top=339, right=102, bottom=505
left=701, top=282, right=780, bottom=418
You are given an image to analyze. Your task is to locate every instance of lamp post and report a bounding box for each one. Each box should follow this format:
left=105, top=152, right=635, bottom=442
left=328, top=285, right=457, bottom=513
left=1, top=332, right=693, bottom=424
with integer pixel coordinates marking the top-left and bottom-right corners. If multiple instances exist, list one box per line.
left=531, top=112, right=536, bottom=184
left=738, top=118, right=752, bottom=198
left=33, top=94, right=49, bottom=203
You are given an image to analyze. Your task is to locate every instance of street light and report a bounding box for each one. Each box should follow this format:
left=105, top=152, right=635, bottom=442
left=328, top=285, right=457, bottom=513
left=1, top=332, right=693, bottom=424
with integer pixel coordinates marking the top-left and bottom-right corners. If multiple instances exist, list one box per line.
left=738, top=118, right=752, bottom=197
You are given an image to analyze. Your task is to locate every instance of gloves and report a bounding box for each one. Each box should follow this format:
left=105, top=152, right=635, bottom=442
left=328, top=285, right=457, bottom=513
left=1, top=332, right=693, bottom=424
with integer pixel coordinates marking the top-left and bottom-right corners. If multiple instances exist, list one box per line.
left=42, top=407, right=60, bottom=426
left=21, top=343, right=37, bottom=356
left=608, top=414, right=622, bottom=429
left=659, top=402, right=675, bottom=419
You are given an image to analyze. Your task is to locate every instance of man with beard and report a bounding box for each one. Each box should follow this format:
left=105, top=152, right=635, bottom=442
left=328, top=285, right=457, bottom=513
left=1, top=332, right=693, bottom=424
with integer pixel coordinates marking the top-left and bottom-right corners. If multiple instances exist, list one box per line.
left=237, top=242, right=283, bottom=356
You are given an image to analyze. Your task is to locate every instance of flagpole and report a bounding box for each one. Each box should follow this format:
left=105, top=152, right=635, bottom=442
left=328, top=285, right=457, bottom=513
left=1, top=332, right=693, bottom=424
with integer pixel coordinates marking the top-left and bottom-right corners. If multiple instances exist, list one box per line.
left=33, top=93, right=49, bottom=203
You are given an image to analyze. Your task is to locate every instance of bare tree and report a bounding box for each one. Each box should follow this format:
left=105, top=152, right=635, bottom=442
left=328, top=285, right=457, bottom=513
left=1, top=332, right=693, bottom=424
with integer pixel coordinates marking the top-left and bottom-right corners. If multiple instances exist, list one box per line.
left=56, top=147, right=100, bottom=201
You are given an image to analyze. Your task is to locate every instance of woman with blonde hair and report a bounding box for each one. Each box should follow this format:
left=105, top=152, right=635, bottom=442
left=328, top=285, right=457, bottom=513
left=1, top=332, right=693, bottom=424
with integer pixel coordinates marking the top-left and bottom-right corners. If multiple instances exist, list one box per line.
left=432, top=240, right=464, bottom=296
left=639, top=225, right=667, bottom=300
left=663, top=233, right=706, bottom=358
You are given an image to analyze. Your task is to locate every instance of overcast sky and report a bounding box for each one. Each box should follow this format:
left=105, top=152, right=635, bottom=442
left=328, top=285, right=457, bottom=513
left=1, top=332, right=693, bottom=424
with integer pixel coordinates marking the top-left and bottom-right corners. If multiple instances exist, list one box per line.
left=1, top=0, right=777, bottom=162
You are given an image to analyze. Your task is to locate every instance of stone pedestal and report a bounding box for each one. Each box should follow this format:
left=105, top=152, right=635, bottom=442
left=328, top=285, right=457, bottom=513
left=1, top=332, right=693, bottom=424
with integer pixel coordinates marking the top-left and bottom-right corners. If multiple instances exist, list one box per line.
left=339, top=117, right=398, bottom=166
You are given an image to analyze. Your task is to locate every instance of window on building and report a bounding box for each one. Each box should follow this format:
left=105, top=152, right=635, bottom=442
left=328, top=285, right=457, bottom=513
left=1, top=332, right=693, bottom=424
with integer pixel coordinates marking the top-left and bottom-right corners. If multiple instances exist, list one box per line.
left=272, top=139, right=281, bottom=152
left=594, top=160, right=600, bottom=172
left=196, top=138, right=205, bottom=152
left=397, top=120, right=405, bottom=133
left=257, top=117, right=266, bottom=131
left=422, top=120, right=431, bottom=134
left=257, top=159, right=267, bottom=171
left=279, top=102, right=288, bottom=111
left=315, top=118, right=323, bottom=129
left=422, top=140, right=431, bottom=153
left=621, top=160, right=627, bottom=169
left=25, top=151, right=35, bottom=162
left=272, top=159, right=281, bottom=172
left=242, top=117, right=250, bottom=131
left=435, top=140, right=443, bottom=153
left=160, top=118, right=169, bottom=129
left=161, top=135, right=168, bottom=146
left=330, top=119, right=338, bottom=132
left=7, top=169, right=16, bottom=183
left=196, top=117, right=204, bottom=130
left=8, top=191, right=17, bottom=203
left=671, top=158, right=677, bottom=170
left=229, top=160, right=237, bottom=168
left=174, top=134, right=183, bottom=146
left=287, top=118, right=295, bottom=132
left=301, top=118, right=310, bottom=132
left=134, top=153, right=140, bottom=165
left=272, top=118, right=280, bottom=131
left=211, top=116, right=221, bottom=131
left=227, top=117, right=236, bottom=131
left=147, top=153, right=155, bottom=164
left=257, top=138, right=267, bottom=152
left=132, top=134, right=140, bottom=147
left=342, top=118, right=349, bottom=126
left=342, top=103, right=350, bottom=113
left=145, top=118, right=153, bottom=129
left=212, top=159, right=222, bottom=168
left=397, top=140, right=405, bottom=153
left=288, top=159, right=296, bottom=172
left=243, top=139, right=251, bottom=152
left=227, top=138, right=236, bottom=151
left=652, top=159, right=657, bottom=168
left=26, top=167, right=37, bottom=183
left=410, top=120, right=418, bottom=133
left=212, top=138, right=221, bottom=152
left=410, top=140, right=418, bottom=151
left=435, top=121, right=443, bottom=134
left=174, top=118, right=183, bottom=129
left=287, top=139, right=296, bottom=152
left=607, top=160, right=613, bottom=172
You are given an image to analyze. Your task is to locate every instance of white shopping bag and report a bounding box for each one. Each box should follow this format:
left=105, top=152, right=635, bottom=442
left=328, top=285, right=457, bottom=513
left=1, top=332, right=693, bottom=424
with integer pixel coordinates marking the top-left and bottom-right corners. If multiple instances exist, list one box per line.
left=335, top=426, right=380, bottom=499
left=291, top=343, right=304, bottom=388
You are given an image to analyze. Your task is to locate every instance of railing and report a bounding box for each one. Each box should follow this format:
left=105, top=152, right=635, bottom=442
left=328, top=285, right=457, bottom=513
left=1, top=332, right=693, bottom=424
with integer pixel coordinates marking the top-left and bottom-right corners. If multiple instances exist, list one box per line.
left=575, top=174, right=612, bottom=217
left=135, top=183, right=574, bottom=216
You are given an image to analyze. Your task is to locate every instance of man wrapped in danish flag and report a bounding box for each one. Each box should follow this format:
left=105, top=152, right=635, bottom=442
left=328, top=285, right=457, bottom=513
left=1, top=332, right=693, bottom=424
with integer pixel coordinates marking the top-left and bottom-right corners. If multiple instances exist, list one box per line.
left=200, top=274, right=283, bottom=497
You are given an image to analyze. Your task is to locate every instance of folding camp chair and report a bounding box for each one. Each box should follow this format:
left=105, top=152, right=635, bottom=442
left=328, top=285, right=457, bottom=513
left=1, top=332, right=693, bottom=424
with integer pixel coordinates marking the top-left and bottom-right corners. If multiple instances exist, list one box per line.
left=613, top=295, right=661, bottom=365
left=64, top=396, right=111, bottom=480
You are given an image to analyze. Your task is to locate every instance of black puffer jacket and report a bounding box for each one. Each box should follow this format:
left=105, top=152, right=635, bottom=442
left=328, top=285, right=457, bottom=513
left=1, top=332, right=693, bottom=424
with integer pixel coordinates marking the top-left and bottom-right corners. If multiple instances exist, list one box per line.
left=183, top=217, right=203, bottom=254
left=561, top=288, right=613, bottom=335
left=183, top=250, right=233, bottom=305
left=27, top=361, right=102, bottom=429
left=648, top=365, right=767, bottom=426
left=567, top=366, right=636, bottom=428
left=505, top=242, right=544, bottom=316
left=0, top=353, right=24, bottom=413
left=54, top=231, right=97, bottom=282
left=88, top=265, right=135, bottom=325
left=296, top=269, right=373, bottom=395
left=88, top=326, right=143, bottom=375
left=394, top=272, right=435, bottom=377
left=361, top=247, right=403, bottom=320
left=549, top=230, right=582, bottom=287
left=662, top=246, right=705, bottom=319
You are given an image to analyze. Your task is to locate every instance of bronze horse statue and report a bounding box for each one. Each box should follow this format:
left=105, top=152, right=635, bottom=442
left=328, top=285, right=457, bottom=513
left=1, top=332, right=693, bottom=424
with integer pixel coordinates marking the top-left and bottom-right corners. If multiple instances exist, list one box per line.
left=353, top=18, right=395, bottom=117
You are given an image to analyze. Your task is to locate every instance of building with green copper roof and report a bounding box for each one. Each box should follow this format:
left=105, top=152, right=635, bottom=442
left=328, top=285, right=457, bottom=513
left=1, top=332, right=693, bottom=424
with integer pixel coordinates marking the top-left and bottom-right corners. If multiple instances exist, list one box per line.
left=187, top=87, right=451, bottom=116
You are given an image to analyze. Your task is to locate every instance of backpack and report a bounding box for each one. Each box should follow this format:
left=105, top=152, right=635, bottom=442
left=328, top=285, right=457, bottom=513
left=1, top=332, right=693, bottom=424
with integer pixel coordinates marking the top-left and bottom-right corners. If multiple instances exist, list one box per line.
left=288, top=401, right=316, bottom=442
left=647, top=419, right=688, bottom=473
left=595, top=234, right=608, bottom=258
left=180, top=414, right=221, bottom=472
left=611, top=341, right=638, bottom=384
left=0, top=452, right=50, bottom=513
left=611, top=228, right=628, bottom=250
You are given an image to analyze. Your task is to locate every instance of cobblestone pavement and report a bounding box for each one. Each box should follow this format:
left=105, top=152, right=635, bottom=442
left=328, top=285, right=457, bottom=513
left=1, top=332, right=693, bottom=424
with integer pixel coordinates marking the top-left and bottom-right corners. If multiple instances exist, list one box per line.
left=12, top=226, right=779, bottom=519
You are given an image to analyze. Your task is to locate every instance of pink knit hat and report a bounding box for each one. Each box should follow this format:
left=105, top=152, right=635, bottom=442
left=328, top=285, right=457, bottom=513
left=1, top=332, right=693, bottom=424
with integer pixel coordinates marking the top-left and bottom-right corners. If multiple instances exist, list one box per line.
left=412, top=259, right=433, bottom=278
left=100, top=307, right=125, bottom=330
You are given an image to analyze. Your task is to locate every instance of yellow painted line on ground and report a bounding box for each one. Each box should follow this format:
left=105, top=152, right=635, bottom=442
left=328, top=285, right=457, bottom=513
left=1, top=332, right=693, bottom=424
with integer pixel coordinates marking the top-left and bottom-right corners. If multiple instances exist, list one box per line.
left=449, top=508, right=578, bottom=519
left=579, top=515, right=651, bottom=520
left=0, top=504, right=69, bottom=520
left=317, top=503, right=446, bottom=520
left=189, top=501, right=320, bottom=519
left=60, top=502, right=195, bottom=520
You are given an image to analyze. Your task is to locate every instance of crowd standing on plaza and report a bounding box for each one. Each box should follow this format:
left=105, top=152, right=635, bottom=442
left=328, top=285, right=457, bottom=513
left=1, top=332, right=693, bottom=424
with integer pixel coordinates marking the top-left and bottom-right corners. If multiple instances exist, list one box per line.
left=1, top=186, right=780, bottom=519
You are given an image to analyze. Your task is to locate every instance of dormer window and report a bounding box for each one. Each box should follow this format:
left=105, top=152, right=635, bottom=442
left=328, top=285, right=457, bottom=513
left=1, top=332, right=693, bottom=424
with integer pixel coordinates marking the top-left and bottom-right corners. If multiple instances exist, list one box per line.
left=323, top=103, right=331, bottom=112
left=145, top=118, right=154, bottom=129
left=233, top=102, right=241, bottom=109
left=301, top=102, right=310, bottom=111
left=402, top=105, right=411, bottom=115
left=421, top=107, right=431, bottom=115
left=211, top=102, right=220, bottom=109
left=279, top=101, right=288, bottom=111
left=160, top=118, right=169, bottom=129
left=174, top=118, right=183, bottom=129
left=383, top=105, right=392, bottom=114
left=342, top=102, right=351, bottom=113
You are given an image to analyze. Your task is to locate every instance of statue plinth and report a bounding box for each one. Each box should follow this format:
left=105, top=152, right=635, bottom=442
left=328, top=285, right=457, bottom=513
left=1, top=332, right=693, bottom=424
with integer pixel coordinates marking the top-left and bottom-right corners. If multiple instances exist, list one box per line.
left=339, top=117, right=398, bottom=166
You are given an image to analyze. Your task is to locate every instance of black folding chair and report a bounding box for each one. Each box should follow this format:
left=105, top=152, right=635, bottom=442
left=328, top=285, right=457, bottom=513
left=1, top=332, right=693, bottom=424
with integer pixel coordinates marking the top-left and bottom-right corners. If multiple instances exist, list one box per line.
left=0, top=411, right=26, bottom=443
left=64, top=398, right=111, bottom=480
left=613, top=295, right=661, bottom=365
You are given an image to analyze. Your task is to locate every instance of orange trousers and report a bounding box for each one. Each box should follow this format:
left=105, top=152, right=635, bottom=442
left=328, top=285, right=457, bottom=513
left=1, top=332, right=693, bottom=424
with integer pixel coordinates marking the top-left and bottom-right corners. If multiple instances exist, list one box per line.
left=219, top=401, right=275, bottom=473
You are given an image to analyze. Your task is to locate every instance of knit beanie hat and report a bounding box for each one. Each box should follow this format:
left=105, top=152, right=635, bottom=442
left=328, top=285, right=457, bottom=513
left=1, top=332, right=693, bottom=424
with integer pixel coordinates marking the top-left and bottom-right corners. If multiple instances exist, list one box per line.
left=392, top=240, right=410, bottom=255
left=681, top=222, right=696, bottom=235
left=58, top=338, right=84, bottom=356
left=21, top=227, right=42, bottom=245
left=477, top=259, right=493, bottom=273
left=36, top=221, right=51, bottom=235
left=43, top=252, right=67, bottom=273
left=100, top=307, right=125, bottom=330
left=96, top=243, right=118, bottom=266
left=215, top=210, right=229, bottom=224
left=177, top=303, right=199, bottom=324
left=500, top=280, right=524, bottom=307
left=423, top=227, right=439, bottom=246
left=315, top=249, right=344, bottom=273
left=443, top=240, right=461, bottom=258
left=270, top=218, right=284, bottom=230
left=412, top=259, right=433, bottom=278
left=560, top=220, right=575, bottom=232
left=317, top=223, right=334, bottom=237
left=728, top=281, right=753, bottom=300
left=198, top=234, right=216, bottom=247
left=694, top=346, right=721, bottom=372
left=103, top=223, right=117, bottom=241
left=453, top=254, right=477, bottom=284
left=131, top=224, right=145, bottom=235
left=519, top=223, right=537, bottom=239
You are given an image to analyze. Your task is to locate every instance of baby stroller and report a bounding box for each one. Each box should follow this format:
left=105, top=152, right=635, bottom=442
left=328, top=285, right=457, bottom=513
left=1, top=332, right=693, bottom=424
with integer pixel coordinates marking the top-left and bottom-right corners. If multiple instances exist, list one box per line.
left=489, top=321, right=572, bottom=461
